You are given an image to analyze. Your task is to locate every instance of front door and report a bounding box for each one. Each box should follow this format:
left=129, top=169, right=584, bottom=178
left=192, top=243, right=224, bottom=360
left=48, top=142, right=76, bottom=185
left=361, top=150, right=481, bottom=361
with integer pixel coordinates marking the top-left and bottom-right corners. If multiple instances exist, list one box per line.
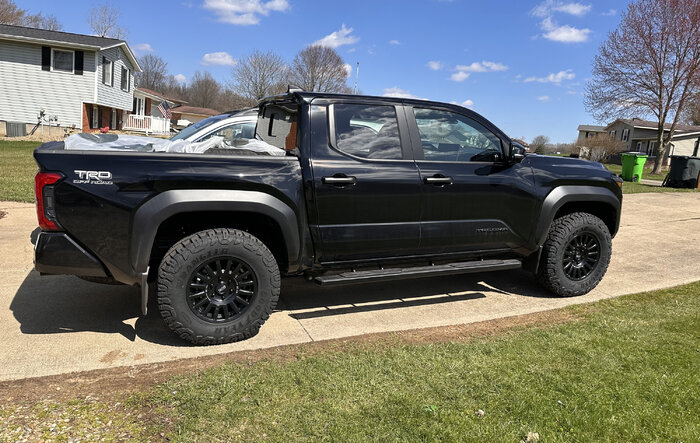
left=309, top=102, right=422, bottom=263
left=405, top=105, right=537, bottom=255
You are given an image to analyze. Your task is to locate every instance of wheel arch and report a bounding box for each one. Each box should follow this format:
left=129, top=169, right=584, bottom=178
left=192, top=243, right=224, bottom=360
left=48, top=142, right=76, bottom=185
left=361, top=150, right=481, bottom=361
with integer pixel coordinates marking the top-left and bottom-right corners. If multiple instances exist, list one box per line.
left=534, top=186, right=621, bottom=247
left=130, top=190, right=301, bottom=276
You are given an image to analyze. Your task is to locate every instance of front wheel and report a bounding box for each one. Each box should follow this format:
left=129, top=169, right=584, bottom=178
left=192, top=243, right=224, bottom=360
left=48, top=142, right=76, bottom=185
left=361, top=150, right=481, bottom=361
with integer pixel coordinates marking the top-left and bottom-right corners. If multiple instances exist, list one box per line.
left=157, top=228, right=280, bottom=345
left=537, top=212, right=611, bottom=297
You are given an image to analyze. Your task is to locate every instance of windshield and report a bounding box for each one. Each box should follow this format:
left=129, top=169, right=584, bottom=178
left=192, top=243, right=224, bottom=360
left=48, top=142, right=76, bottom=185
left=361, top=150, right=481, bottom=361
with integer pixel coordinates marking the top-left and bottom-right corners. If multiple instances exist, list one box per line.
left=170, top=114, right=229, bottom=140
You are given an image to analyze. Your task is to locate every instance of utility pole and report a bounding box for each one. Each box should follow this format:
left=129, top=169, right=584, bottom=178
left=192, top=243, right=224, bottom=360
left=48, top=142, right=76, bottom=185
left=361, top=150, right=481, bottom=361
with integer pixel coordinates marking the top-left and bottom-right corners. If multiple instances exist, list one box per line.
left=354, top=62, right=360, bottom=95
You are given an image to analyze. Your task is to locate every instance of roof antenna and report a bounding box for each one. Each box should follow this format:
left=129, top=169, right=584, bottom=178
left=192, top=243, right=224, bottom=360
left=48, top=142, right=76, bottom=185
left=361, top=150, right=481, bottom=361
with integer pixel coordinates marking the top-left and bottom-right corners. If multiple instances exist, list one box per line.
left=353, top=62, right=359, bottom=95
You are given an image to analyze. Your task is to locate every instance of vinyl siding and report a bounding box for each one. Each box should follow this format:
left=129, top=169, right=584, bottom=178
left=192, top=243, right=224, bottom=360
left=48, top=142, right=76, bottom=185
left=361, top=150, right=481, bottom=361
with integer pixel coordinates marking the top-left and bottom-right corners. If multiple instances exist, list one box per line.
left=95, top=46, right=134, bottom=110
left=0, top=40, right=95, bottom=127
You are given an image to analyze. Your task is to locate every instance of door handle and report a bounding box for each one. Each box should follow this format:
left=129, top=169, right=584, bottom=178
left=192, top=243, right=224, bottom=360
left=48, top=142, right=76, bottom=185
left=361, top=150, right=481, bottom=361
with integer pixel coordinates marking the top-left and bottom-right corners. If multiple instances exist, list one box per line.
left=424, top=175, right=453, bottom=185
left=322, top=175, right=357, bottom=185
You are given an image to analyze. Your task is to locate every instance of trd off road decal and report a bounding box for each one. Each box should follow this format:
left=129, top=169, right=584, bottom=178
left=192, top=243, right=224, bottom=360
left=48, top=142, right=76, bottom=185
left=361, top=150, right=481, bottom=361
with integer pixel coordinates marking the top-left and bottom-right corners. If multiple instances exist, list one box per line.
left=73, top=170, right=113, bottom=185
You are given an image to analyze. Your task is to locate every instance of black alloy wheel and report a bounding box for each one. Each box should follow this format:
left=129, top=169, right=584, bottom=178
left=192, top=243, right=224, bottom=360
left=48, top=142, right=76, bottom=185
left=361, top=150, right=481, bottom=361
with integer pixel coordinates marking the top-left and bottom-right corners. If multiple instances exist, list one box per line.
left=188, top=257, right=258, bottom=323
left=562, top=232, right=600, bottom=281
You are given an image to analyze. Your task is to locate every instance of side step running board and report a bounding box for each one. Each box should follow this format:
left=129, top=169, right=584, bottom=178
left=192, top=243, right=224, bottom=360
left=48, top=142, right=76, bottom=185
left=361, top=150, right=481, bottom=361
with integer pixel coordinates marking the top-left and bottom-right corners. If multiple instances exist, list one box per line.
left=314, top=259, right=522, bottom=286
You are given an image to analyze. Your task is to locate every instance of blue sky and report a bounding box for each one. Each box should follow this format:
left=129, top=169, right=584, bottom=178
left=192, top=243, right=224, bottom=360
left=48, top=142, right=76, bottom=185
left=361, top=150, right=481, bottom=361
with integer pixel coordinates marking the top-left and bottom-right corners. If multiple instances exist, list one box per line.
left=23, top=0, right=630, bottom=142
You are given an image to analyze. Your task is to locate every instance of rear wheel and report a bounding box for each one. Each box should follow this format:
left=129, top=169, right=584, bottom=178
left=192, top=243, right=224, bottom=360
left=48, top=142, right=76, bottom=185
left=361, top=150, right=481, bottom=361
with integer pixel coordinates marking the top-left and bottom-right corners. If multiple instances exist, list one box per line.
left=537, top=212, right=611, bottom=297
left=157, top=228, right=280, bottom=345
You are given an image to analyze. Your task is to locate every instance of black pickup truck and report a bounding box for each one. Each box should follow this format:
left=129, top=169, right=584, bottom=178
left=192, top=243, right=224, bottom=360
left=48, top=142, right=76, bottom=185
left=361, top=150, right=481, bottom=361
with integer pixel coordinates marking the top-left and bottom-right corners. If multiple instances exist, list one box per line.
left=33, top=91, right=623, bottom=344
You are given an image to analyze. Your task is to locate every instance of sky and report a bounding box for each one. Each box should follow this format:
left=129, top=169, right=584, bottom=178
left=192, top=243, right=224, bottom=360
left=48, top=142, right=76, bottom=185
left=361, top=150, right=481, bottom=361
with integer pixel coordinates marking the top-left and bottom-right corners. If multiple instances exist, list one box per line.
left=21, top=0, right=631, bottom=143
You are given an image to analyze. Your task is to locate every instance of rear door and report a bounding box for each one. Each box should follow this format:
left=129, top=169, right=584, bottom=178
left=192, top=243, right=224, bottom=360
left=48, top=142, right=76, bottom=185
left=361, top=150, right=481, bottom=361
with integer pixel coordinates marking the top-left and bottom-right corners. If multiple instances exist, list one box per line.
left=308, top=100, right=422, bottom=263
left=404, top=105, right=537, bottom=255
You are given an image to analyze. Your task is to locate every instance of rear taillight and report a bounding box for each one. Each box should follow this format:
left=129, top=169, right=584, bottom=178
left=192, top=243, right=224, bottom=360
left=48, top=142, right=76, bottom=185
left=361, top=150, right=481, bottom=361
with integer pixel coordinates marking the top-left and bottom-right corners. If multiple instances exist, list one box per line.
left=35, top=172, right=63, bottom=230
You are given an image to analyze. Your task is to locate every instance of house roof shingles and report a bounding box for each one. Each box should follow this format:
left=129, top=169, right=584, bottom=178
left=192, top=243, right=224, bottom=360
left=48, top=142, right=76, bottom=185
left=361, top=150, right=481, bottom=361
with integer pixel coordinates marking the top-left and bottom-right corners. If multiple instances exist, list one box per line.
left=612, top=118, right=700, bottom=133
left=0, top=23, right=124, bottom=48
left=136, top=87, right=187, bottom=105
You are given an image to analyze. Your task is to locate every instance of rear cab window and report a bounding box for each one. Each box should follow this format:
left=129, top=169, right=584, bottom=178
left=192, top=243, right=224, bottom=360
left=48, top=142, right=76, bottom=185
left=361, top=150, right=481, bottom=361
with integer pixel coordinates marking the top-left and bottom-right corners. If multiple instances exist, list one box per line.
left=331, top=104, right=403, bottom=160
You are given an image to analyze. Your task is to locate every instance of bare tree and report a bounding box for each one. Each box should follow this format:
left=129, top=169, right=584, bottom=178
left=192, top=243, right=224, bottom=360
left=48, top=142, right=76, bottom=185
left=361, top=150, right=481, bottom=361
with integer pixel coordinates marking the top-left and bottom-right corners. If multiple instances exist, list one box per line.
left=288, top=45, right=351, bottom=93
left=0, top=0, right=62, bottom=30
left=681, top=92, right=700, bottom=125
left=135, top=54, right=169, bottom=91
left=579, top=136, right=626, bottom=163
left=185, top=71, right=222, bottom=110
left=531, top=135, right=550, bottom=154
left=231, top=50, right=288, bottom=101
left=216, top=89, right=257, bottom=112
left=584, top=0, right=700, bottom=174
left=87, top=2, right=127, bottom=39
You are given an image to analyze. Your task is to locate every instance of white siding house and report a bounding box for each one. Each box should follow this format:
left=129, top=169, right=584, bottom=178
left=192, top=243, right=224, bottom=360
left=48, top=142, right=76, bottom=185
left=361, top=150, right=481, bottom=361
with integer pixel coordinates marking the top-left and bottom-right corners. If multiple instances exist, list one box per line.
left=0, top=24, right=141, bottom=133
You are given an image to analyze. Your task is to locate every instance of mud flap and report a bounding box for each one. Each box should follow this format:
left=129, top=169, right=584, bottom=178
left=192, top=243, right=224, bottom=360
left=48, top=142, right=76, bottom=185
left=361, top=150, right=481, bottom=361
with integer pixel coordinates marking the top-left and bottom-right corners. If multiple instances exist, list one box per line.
left=522, top=246, right=543, bottom=274
left=140, top=267, right=149, bottom=315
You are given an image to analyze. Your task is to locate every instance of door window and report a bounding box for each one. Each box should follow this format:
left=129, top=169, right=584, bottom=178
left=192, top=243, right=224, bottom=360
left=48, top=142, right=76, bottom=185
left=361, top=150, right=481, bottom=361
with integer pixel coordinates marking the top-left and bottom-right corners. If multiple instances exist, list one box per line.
left=413, top=108, right=503, bottom=162
left=333, top=104, right=402, bottom=160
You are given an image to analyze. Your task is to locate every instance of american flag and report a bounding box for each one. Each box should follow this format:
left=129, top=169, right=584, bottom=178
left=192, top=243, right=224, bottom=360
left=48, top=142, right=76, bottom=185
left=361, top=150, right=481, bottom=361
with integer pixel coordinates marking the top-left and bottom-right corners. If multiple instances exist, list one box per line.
left=157, top=100, right=172, bottom=119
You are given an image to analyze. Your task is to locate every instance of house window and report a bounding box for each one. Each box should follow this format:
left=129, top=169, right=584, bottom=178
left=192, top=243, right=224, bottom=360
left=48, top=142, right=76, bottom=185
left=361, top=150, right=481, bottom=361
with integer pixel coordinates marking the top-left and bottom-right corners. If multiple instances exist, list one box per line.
left=648, top=141, right=656, bottom=156
left=121, top=67, right=130, bottom=91
left=636, top=141, right=642, bottom=151
left=622, top=128, right=629, bottom=142
left=102, top=57, right=113, bottom=86
left=609, top=130, right=616, bottom=138
left=91, top=106, right=99, bottom=129
left=51, top=49, right=74, bottom=73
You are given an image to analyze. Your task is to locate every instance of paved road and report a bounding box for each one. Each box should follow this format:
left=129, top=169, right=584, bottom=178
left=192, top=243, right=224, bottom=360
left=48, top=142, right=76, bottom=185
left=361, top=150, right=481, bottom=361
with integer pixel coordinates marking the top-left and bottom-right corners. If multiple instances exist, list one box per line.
left=2, top=193, right=700, bottom=381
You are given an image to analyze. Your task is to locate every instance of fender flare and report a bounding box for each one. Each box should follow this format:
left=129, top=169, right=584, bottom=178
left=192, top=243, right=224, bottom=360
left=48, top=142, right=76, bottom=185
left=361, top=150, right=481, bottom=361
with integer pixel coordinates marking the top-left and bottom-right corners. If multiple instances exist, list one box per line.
left=534, top=185, right=621, bottom=246
left=130, top=189, right=300, bottom=275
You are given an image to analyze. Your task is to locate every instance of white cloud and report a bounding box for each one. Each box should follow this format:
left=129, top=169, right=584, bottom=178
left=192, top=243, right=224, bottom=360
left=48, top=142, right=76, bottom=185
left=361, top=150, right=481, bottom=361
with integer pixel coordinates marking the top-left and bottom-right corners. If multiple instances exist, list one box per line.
left=533, top=1, right=591, bottom=17
left=566, top=90, right=578, bottom=95
left=382, top=87, right=427, bottom=100
left=314, top=24, right=359, bottom=48
left=553, top=2, right=591, bottom=16
left=343, top=63, right=353, bottom=76
left=174, top=73, right=187, bottom=84
left=389, top=39, right=400, bottom=45
left=459, top=99, right=474, bottom=107
left=537, top=95, right=550, bottom=102
left=347, top=47, right=356, bottom=53
left=451, top=71, right=470, bottom=82
left=532, top=2, right=592, bottom=43
left=524, top=69, right=575, bottom=83
left=427, top=60, right=443, bottom=71
left=543, top=23, right=591, bottom=43
left=133, top=43, right=153, bottom=53
left=450, top=60, right=508, bottom=82
left=602, top=8, right=616, bottom=16
left=201, top=51, right=237, bottom=66
left=203, top=0, right=289, bottom=26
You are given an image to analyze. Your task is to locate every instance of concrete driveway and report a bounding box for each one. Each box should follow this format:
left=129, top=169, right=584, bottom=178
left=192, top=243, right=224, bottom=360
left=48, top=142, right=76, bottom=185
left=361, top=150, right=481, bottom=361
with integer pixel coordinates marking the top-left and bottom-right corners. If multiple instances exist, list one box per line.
left=2, top=193, right=700, bottom=381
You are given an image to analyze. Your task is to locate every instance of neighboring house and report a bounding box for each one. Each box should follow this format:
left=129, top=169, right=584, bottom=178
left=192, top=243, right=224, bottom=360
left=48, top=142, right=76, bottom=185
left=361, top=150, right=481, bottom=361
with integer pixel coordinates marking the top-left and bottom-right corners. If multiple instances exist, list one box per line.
left=510, top=138, right=530, bottom=151
left=123, top=87, right=186, bottom=135
left=576, top=118, right=700, bottom=164
left=0, top=24, right=141, bottom=134
left=576, top=125, right=606, bottom=143
left=171, top=106, right=221, bottom=125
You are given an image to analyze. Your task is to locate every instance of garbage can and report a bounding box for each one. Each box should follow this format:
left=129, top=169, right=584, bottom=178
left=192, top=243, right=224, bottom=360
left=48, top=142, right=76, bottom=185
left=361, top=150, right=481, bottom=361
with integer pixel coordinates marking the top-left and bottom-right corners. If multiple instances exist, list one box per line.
left=664, top=156, right=700, bottom=188
left=621, top=152, right=648, bottom=182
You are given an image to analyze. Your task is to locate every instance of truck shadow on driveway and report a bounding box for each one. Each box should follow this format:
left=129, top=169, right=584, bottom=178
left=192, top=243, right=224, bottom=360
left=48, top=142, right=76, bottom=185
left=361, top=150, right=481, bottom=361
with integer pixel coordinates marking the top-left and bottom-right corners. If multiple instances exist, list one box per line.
left=10, top=269, right=553, bottom=346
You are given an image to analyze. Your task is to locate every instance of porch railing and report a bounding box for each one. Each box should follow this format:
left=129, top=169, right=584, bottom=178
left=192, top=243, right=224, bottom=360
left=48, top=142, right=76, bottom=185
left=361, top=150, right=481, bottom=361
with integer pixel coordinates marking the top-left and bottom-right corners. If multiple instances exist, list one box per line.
left=123, top=114, right=171, bottom=135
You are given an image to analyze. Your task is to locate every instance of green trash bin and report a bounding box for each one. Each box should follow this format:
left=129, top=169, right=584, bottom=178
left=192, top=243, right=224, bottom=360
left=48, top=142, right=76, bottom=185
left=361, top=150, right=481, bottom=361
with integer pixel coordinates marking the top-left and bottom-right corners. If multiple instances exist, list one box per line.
left=621, top=152, right=648, bottom=182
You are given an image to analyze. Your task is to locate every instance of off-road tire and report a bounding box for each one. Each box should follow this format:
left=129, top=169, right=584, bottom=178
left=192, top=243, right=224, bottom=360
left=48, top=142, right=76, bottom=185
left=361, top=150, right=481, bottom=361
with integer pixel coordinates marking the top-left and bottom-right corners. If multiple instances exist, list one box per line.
left=537, top=212, right=611, bottom=297
left=157, top=228, right=280, bottom=345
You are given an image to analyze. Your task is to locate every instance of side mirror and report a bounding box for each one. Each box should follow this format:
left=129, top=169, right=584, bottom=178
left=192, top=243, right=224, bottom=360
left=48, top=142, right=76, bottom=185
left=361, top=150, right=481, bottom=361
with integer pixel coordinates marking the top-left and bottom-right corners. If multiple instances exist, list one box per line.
left=509, top=143, right=526, bottom=163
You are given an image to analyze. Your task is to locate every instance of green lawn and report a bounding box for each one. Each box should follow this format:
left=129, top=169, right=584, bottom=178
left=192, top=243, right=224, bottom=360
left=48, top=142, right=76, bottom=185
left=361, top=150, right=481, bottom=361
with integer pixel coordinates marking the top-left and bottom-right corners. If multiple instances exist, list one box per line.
left=2, top=282, right=698, bottom=442
left=0, top=140, right=41, bottom=202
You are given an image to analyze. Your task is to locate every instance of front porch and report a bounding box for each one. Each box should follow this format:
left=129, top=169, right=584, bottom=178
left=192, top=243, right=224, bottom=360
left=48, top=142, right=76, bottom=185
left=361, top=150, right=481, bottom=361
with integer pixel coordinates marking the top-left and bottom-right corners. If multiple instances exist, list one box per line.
left=122, top=114, right=171, bottom=135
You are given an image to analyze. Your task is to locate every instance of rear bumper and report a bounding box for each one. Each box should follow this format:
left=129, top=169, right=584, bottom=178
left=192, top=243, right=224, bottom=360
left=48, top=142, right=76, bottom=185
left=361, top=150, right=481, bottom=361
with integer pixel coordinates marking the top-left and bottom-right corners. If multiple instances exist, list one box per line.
left=34, top=232, right=107, bottom=277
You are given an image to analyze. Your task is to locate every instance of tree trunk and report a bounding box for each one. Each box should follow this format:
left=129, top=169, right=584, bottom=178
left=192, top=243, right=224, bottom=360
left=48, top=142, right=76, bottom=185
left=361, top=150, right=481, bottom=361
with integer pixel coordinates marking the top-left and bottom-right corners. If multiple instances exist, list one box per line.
left=652, top=126, right=665, bottom=175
